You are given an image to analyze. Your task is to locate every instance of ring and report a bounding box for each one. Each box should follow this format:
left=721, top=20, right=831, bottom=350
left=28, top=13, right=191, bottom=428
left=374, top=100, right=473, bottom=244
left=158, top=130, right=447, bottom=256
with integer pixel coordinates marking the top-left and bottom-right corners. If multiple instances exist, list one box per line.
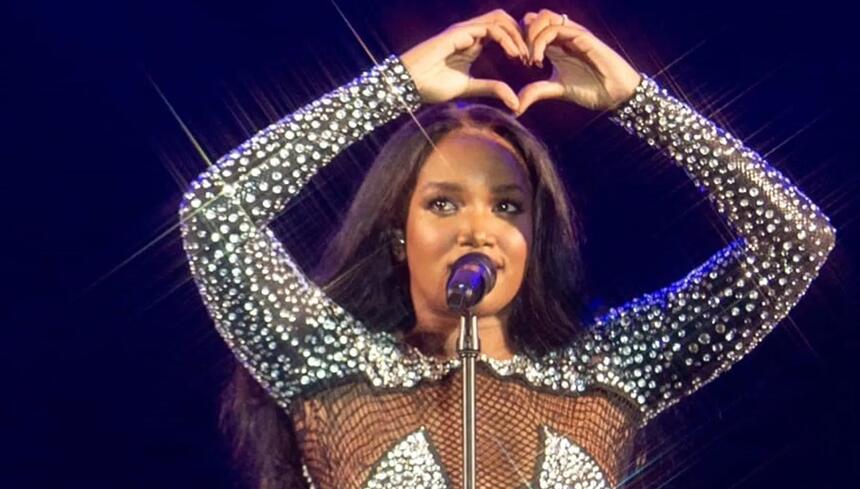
left=561, top=14, right=568, bottom=26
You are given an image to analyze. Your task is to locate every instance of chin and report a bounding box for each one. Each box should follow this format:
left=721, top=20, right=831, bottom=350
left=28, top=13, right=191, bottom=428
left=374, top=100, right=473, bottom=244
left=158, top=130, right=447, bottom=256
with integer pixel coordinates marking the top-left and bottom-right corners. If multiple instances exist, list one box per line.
left=473, top=304, right=511, bottom=318
left=428, top=277, right=520, bottom=318
left=430, top=296, right=511, bottom=319
left=465, top=293, right=516, bottom=318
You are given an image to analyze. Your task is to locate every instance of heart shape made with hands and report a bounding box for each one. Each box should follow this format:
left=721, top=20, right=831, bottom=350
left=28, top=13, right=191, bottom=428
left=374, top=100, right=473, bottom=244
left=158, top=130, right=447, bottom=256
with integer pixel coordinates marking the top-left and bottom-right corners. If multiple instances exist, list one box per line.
left=504, top=10, right=642, bottom=115
left=401, top=9, right=642, bottom=116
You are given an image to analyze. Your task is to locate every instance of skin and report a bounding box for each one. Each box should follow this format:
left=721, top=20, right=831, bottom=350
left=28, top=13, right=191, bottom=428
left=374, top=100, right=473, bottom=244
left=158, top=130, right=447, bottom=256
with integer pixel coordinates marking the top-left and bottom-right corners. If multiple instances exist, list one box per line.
left=397, top=128, right=534, bottom=360
left=395, top=7, right=641, bottom=358
left=399, top=9, right=640, bottom=116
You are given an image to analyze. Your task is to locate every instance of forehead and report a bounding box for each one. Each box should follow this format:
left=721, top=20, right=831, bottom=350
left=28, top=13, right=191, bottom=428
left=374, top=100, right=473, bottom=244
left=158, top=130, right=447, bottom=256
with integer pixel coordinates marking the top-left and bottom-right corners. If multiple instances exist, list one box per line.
left=417, top=129, right=531, bottom=191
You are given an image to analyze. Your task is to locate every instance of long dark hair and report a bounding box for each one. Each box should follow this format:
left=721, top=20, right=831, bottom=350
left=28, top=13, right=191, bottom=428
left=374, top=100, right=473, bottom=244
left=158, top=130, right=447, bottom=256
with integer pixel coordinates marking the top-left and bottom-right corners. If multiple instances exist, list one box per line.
left=219, top=102, right=589, bottom=488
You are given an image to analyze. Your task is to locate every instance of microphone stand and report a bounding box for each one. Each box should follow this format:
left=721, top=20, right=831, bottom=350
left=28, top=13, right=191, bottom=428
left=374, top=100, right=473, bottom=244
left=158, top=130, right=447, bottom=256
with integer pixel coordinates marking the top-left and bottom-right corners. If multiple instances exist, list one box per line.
left=457, top=310, right=479, bottom=489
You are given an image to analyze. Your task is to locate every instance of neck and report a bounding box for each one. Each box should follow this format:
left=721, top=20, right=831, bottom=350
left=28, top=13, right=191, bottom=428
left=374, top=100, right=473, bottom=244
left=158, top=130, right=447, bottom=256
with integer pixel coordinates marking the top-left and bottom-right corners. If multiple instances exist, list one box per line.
left=401, top=310, right=516, bottom=361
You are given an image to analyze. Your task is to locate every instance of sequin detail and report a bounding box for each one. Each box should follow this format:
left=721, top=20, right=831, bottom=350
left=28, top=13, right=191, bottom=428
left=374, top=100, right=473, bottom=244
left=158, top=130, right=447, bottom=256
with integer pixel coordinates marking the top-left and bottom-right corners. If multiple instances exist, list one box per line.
left=302, top=462, right=318, bottom=489
left=535, top=426, right=609, bottom=489
left=585, top=74, right=837, bottom=425
left=363, top=429, right=448, bottom=489
left=178, top=56, right=444, bottom=410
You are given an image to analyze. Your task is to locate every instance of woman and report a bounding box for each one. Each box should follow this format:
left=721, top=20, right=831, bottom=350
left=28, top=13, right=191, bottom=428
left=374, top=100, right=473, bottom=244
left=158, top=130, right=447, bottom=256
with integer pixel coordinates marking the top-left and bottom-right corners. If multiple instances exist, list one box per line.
left=179, top=8, right=836, bottom=489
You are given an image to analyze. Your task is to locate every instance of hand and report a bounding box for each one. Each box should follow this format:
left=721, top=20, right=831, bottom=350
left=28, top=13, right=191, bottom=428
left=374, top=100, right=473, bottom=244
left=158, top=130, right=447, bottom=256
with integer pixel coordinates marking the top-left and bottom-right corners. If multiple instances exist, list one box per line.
left=400, top=9, right=529, bottom=112
left=517, top=9, right=642, bottom=114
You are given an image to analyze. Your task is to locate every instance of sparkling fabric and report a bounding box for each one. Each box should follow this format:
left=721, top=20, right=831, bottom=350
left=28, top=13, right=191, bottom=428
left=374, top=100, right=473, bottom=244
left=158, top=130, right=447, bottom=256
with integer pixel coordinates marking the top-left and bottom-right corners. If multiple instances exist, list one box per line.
left=363, top=429, right=449, bottom=488
left=179, top=57, right=836, bottom=488
left=537, top=426, right=609, bottom=489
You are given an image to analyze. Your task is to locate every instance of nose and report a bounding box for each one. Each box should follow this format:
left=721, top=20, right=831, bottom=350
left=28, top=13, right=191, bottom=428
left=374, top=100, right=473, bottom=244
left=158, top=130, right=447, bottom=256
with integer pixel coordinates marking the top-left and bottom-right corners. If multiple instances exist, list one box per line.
left=456, top=210, right=498, bottom=248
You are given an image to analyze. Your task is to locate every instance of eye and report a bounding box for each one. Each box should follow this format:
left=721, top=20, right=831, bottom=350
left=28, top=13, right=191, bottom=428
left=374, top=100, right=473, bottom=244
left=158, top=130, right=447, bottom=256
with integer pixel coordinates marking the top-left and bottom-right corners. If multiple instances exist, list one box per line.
left=495, top=199, right=524, bottom=215
left=427, top=196, right=457, bottom=214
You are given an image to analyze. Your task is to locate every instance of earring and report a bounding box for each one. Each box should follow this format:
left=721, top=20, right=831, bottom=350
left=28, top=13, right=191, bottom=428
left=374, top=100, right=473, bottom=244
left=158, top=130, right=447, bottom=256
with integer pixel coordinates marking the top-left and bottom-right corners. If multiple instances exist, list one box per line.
left=390, top=228, right=406, bottom=262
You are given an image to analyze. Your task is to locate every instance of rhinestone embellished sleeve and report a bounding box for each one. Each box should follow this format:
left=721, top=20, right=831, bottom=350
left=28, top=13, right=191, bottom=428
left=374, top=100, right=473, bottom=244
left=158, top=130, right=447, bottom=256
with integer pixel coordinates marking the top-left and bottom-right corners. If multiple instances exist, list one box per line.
left=178, top=56, right=423, bottom=409
left=586, top=74, right=837, bottom=426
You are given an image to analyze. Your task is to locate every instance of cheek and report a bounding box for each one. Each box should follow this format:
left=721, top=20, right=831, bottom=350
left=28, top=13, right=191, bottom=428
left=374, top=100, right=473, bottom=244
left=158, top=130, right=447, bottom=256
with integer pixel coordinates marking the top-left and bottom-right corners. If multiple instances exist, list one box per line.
left=503, top=223, right=532, bottom=282
left=473, top=221, right=532, bottom=316
left=406, top=213, right=450, bottom=260
left=511, top=234, right=530, bottom=268
left=493, top=219, right=533, bottom=314
left=404, top=210, right=458, bottom=291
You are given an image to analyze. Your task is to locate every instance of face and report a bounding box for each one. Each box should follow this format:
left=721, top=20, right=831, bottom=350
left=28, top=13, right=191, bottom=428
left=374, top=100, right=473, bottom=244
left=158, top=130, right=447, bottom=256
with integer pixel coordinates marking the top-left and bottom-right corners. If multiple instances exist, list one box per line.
left=403, top=128, right=534, bottom=323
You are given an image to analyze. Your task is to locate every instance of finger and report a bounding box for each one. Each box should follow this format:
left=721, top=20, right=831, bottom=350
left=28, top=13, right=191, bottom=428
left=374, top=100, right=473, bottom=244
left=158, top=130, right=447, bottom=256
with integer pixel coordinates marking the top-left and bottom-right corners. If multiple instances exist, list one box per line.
left=516, top=80, right=565, bottom=115
left=461, top=8, right=505, bottom=25
left=470, top=8, right=511, bottom=24
left=458, top=23, right=521, bottom=59
left=532, top=25, right=594, bottom=65
left=531, top=25, right=560, bottom=66
left=523, top=10, right=590, bottom=32
left=470, top=9, right=529, bottom=56
left=484, top=24, right=523, bottom=59
left=561, top=17, right=591, bottom=33
left=476, top=9, right=528, bottom=58
left=526, top=9, right=561, bottom=51
left=526, top=19, right=552, bottom=57
left=522, top=12, right=538, bottom=26
left=465, top=78, right=520, bottom=112
left=491, top=15, right=529, bottom=59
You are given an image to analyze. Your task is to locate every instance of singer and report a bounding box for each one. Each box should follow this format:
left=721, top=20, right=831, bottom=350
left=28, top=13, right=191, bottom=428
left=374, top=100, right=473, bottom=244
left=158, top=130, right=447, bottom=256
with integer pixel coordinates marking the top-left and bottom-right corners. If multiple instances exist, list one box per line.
left=179, top=8, right=836, bottom=489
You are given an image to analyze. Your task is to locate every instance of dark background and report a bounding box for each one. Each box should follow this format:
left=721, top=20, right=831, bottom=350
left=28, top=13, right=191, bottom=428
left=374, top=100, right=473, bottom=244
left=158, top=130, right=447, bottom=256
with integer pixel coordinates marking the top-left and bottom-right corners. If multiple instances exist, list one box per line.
left=3, top=0, right=857, bottom=487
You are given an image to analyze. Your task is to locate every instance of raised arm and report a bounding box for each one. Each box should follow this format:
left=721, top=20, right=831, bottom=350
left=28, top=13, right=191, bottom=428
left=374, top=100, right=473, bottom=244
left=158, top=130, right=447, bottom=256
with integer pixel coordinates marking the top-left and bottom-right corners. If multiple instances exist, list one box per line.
left=514, top=10, right=836, bottom=426
left=587, top=75, right=836, bottom=425
left=178, top=56, right=422, bottom=407
left=179, top=10, right=531, bottom=407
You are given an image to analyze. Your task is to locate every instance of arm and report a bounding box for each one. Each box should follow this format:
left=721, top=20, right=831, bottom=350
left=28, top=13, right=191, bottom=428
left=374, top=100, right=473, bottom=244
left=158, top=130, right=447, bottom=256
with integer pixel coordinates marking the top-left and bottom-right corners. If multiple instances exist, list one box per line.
left=585, top=75, right=836, bottom=426
left=179, top=56, right=423, bottom=407
left=179, top=10, right=531, bottom=407
left=514, top=9, right=835, bottom=427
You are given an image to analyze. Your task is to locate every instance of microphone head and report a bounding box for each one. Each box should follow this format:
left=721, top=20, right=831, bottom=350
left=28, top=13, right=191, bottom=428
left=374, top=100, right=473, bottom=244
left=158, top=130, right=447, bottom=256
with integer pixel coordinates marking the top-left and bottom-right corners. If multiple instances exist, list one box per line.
left=446, top=252, right=497, bottom=312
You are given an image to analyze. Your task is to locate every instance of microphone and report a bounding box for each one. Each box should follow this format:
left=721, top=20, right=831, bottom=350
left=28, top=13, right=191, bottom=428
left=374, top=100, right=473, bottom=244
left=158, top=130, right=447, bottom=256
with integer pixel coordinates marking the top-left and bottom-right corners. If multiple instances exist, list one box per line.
left=446, top=252, right=497, bottom=312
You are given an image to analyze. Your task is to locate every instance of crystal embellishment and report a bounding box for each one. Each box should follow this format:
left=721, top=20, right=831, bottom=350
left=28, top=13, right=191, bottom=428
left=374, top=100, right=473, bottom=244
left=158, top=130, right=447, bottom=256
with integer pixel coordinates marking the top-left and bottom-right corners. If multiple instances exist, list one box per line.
left=535, top=426, right=609, bottom=489
left=363, top=429, right=448, bottom=489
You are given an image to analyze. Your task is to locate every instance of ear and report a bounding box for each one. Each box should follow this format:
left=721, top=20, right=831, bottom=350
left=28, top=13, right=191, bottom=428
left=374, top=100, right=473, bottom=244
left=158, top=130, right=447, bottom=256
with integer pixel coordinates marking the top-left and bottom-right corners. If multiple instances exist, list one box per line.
left=390, top=228, right=407, bottom=262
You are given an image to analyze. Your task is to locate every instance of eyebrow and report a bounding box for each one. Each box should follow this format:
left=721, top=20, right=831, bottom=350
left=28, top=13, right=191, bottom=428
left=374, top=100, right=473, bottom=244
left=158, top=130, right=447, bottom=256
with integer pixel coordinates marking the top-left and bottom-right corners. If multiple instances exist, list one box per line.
left=420, top=181, right=528, bottom=194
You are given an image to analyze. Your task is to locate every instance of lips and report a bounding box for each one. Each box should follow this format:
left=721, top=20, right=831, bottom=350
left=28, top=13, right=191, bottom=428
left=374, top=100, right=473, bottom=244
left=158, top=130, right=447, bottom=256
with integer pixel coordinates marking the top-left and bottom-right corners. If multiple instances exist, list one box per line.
left=447, top=255, right=504, bottom=271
